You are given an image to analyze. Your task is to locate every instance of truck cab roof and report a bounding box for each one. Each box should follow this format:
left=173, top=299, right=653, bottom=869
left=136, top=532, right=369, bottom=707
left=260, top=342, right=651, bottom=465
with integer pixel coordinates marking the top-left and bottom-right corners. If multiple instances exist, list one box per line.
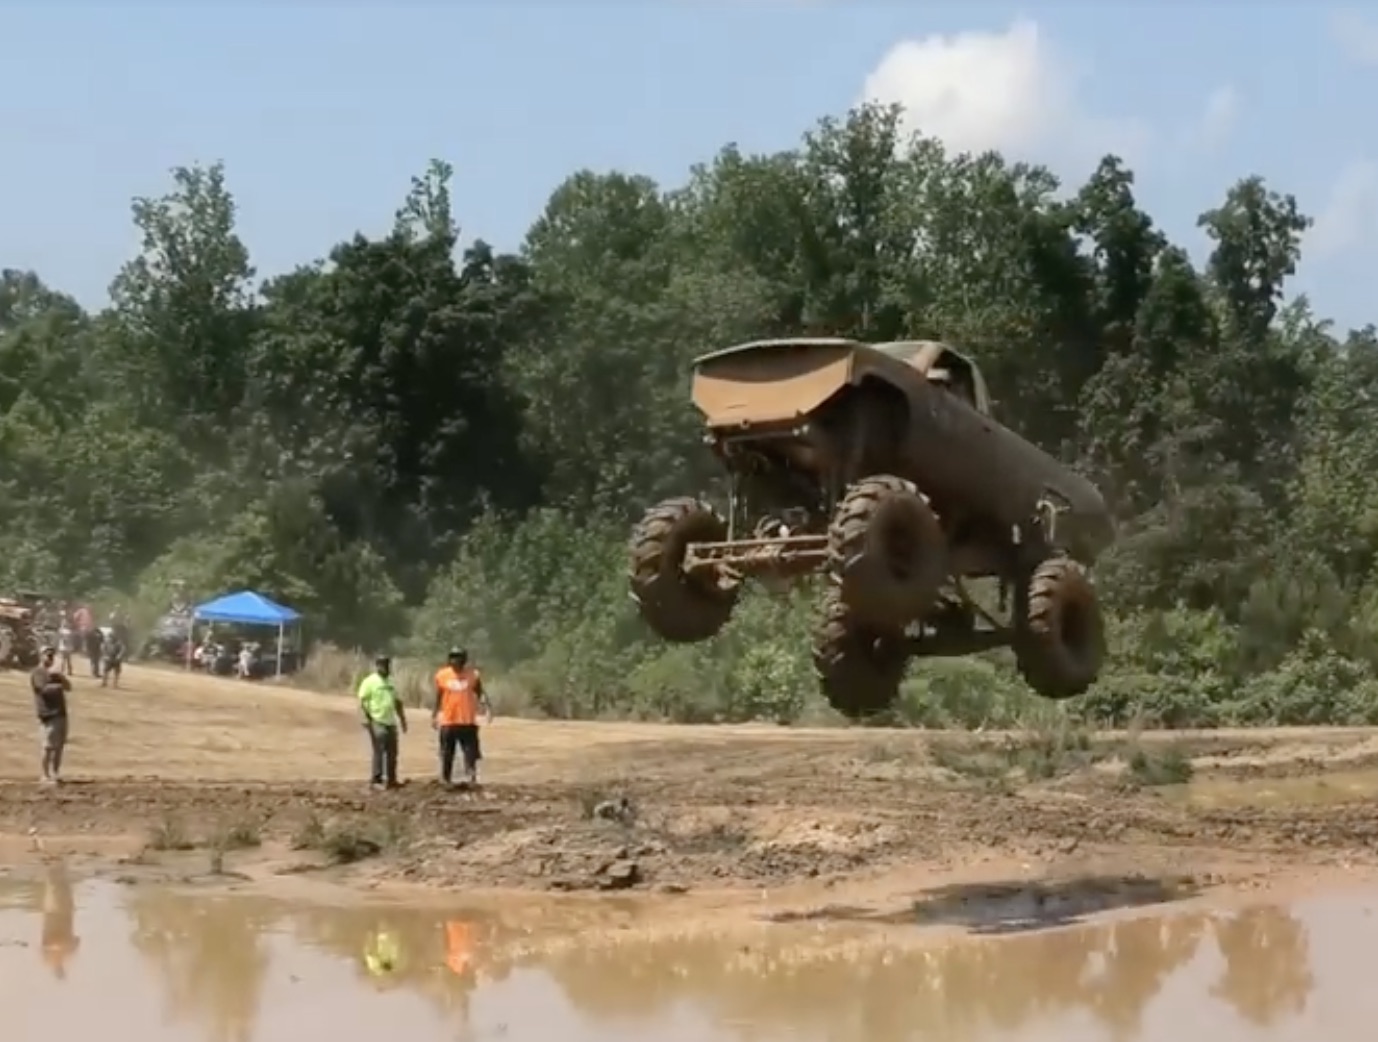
left=871, top=340, right=991, bottom=414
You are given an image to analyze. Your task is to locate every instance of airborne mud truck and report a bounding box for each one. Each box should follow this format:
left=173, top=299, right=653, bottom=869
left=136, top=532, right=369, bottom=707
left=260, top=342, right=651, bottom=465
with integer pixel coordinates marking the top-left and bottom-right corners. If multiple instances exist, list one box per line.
left=628, top=338, right=1116, bottom=718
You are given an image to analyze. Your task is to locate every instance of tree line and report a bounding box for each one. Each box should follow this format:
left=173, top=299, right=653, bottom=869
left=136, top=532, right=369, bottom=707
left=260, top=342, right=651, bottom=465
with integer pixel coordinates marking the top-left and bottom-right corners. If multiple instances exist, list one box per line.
left=3, top=103, right=1375, bottom=728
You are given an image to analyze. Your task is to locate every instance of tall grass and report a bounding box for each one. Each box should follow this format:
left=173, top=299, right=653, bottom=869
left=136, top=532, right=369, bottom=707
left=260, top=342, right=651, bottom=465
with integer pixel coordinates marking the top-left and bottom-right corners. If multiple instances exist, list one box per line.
left=294, top=644, right=432, bottom=706
left=293, top=643, right=530, bottom=714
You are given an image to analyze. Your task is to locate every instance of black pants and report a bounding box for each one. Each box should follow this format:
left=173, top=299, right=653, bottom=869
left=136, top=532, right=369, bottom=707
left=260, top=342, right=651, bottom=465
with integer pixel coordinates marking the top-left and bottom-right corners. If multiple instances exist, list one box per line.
left=438, top=724, right=480, bottom=782
left=367, top=722, right=399, bottom=786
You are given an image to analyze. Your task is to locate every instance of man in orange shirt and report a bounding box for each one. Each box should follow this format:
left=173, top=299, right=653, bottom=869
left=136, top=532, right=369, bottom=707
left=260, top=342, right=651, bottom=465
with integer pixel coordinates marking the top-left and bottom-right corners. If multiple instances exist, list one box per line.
left=432, top=647, right=491, bottom=788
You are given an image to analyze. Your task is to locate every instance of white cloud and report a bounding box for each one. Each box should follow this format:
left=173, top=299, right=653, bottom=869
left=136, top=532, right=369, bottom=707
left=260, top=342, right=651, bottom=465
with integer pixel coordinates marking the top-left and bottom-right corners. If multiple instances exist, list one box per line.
left=859, top=19, right=1149, bottom=169
left=1307, top=160, right=1378, bottom=259
left=1329, top=9, right=1378, bottom=66
left=1192, top=85, right=1239, bottom=152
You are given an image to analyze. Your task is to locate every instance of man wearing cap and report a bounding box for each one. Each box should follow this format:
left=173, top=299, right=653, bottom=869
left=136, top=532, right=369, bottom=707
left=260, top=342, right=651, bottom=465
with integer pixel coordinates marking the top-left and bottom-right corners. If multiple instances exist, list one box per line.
left=357, top=654, right=408, bottom=790
left=432, top=647, right=491, bottom=788
left=30, top=646, right=72, bottom=785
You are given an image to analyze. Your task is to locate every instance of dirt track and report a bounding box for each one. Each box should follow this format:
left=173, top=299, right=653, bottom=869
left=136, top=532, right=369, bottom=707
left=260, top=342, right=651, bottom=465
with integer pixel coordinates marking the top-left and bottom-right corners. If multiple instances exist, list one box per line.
left=4, top=663, right=1378, bottom=899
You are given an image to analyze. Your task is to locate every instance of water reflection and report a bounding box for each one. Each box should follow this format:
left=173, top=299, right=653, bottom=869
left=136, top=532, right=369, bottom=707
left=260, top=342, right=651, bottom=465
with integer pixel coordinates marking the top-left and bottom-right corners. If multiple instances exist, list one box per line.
left=39, top=861, right=79, bottom=980
left=541, top=912, right=1216, bottom=1040
left=123, top=891, right=516, bottom=1036
left=1211, top=906, right=1314, bottom=1025
left=127, top=888, right=275, bottom=1042
left=0, top=869, right=1335, bottom=1042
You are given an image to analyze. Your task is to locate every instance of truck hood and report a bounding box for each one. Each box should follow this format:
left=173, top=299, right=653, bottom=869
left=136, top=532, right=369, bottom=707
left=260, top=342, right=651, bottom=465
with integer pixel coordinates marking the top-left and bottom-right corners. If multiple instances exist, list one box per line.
left=691, top=339, right=861, bottom=428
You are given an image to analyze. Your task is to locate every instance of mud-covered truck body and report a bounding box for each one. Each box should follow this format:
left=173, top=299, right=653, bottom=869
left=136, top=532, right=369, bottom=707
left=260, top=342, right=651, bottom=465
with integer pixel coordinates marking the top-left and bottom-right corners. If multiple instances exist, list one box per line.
left=628, top=337, right=1116, bottom=717
left=0, top=597, right=41, bottom=670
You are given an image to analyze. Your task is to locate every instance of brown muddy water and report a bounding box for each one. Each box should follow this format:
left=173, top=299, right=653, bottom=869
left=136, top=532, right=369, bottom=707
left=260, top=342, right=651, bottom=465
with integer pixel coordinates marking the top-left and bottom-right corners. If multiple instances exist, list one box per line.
left=0, top=863, right=1375, bottom=1041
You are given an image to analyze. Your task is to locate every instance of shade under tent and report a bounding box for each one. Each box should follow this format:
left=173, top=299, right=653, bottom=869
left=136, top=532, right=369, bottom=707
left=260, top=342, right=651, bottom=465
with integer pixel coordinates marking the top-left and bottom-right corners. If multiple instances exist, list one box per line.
left=187, top=590, right=302, bottom=677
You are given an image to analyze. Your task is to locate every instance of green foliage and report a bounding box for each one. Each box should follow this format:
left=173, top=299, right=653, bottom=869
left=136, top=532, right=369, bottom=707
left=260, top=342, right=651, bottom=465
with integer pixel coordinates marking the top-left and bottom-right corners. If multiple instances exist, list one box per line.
left=4, top=105, right=1378, bottom=728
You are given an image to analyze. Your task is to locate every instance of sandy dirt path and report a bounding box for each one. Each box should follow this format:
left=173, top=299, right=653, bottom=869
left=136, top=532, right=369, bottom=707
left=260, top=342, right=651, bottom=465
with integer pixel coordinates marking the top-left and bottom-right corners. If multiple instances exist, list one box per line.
left=3, top=663, right=1378, bottom=902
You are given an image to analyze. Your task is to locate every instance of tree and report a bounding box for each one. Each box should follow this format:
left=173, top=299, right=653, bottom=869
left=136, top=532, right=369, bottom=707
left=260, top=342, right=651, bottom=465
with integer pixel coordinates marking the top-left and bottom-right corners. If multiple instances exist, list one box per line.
left=3, top=106, right=1375, bottom=728
left=107, top=161, right=257, bottom=446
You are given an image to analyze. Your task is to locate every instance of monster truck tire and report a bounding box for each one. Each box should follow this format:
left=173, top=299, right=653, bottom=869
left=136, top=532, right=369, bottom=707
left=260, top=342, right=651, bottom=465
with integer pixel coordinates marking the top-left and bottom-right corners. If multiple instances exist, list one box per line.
left=629, top=497, right=739, bottom=643
left=812, top=589, right=909, bottom=719
left=827, top=475, right=946, bottom=632
left=1014, top=556, right=1105, bottom=699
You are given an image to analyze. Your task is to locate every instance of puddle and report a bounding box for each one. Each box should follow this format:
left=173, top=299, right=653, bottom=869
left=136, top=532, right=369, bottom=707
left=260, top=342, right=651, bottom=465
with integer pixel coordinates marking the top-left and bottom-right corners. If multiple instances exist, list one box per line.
left=767, top=873, right=1200, bottom=934
left=1176, top=768, right=1378, bottom=809
left=0, top=863, right=1375, bottom=1040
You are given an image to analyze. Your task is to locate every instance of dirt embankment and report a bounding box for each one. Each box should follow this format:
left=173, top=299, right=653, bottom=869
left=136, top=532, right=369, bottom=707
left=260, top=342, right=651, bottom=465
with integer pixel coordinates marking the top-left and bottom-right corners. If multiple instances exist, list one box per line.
left=4, top=663, right=1378, bottom=902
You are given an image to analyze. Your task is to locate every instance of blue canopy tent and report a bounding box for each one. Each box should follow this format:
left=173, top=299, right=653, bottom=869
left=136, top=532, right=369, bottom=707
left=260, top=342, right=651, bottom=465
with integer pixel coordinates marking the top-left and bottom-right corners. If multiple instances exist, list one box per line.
left=189, top=590, right=303, bottom=677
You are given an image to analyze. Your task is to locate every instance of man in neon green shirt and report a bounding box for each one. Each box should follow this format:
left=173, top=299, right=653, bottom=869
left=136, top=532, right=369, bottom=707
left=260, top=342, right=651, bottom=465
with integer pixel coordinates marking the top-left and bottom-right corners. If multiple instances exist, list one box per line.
left=358, top=654, right=407, bottom=789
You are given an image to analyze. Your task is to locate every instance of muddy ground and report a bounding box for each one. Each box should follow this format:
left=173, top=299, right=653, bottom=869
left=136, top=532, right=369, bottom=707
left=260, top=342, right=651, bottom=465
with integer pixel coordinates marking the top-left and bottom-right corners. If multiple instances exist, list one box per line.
left=4, top=663, right=1378, bottom=905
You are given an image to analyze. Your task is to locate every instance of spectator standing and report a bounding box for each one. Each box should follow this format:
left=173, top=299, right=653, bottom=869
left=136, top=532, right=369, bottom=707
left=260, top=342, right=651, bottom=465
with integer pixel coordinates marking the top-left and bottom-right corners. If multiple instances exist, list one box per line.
left=30, top=646, right=72, bottom=785
left=357, top=654, right=407, bottom=790
left=101, top=634, right=125, bottom=689
left=56, top=621, right=75, bottom=676
left=432, top=647, right=491, bottom=788
left=236, top=643, right=255, bottom=679
left=83, top=626, right=103, bottom=679
left=109, top=611, right=130, bottom=649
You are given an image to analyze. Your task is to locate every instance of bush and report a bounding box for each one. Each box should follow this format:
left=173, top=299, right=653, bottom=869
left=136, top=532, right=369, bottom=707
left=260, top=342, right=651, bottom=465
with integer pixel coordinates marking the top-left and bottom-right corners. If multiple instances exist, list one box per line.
left=402, top=509, right=1359, bottom=729
left=127, top=505, right=1378, bottom=733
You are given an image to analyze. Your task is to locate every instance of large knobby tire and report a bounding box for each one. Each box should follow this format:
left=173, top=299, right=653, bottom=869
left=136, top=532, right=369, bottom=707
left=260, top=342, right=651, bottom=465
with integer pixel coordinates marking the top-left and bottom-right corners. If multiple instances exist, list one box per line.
left=629, top=497, right=739, bottom=643
left=812, top=590, right=909, bottom=720
left=1014, top=557, right=1105, bottom=699
left=827, top=475, right=946, bottom=632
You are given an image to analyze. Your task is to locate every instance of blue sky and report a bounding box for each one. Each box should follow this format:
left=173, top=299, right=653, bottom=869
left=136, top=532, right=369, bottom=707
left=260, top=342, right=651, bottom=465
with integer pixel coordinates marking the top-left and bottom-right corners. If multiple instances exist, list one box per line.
left=4, top=3, right=1378, bottom=330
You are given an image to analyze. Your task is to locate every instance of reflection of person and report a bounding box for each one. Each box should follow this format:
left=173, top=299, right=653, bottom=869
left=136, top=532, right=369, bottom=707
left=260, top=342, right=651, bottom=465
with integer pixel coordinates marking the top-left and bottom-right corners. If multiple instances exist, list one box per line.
left=357, top=654, right=407, bottom=789
left=445, top=920, right=475, bottom=977
left=432, top=647, right=491, bottom=788
left=40, top=862, right=80, bottom=979
left=363, top=926, right=404, bottom=990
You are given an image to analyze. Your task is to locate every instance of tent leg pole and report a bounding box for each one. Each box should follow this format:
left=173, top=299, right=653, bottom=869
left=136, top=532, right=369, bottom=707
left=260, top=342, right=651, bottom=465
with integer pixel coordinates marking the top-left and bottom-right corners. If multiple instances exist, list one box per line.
left=276, top=623, right=284, bottom=678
